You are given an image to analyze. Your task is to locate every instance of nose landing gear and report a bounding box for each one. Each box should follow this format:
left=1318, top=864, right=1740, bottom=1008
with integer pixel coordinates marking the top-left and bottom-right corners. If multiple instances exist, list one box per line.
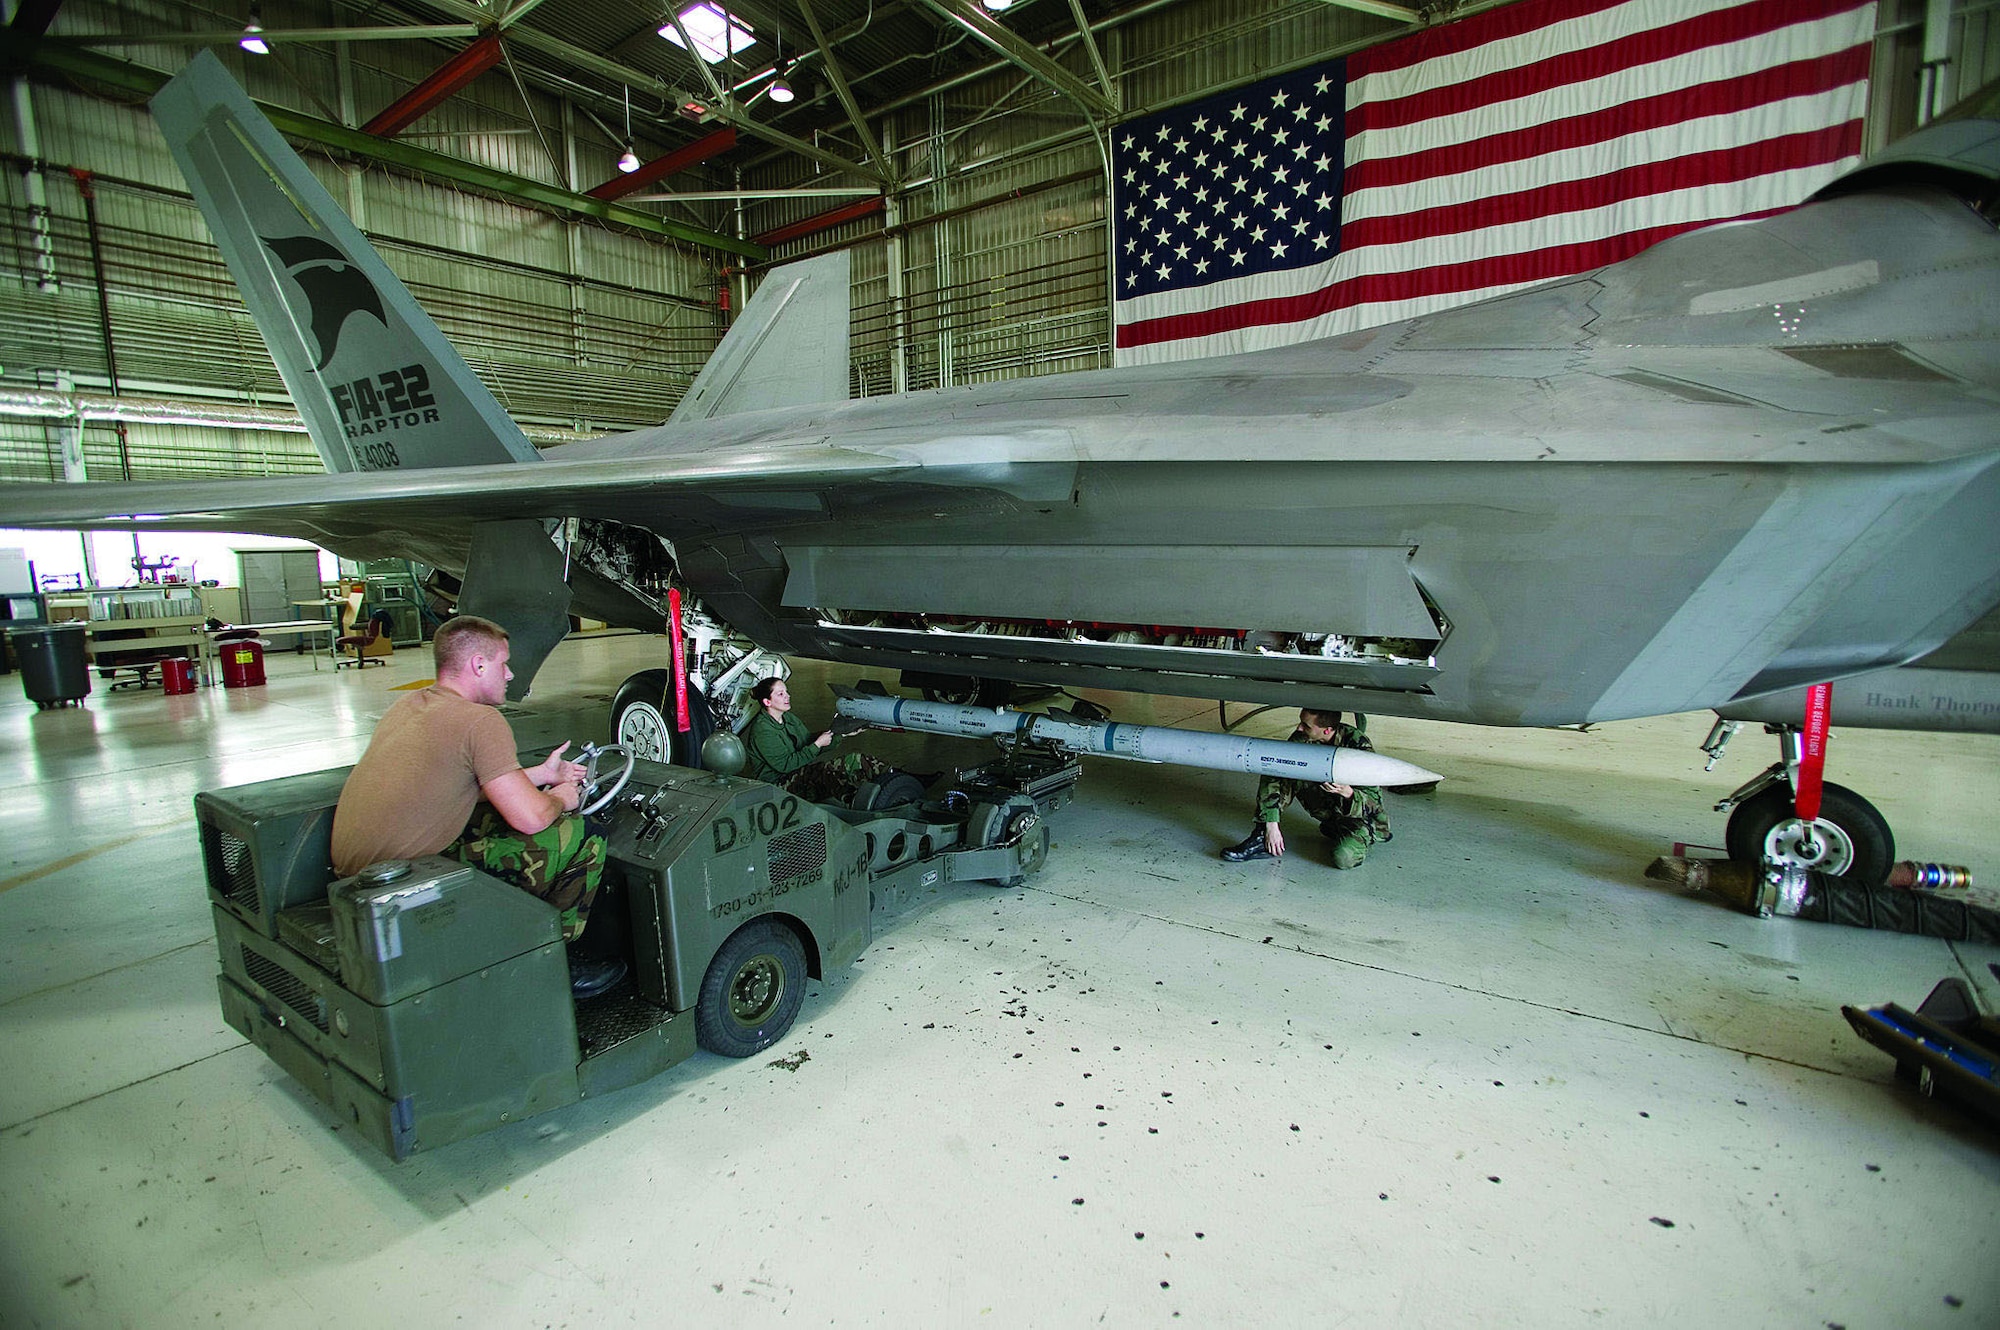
left=1704, top=718, right=1895, bottom=886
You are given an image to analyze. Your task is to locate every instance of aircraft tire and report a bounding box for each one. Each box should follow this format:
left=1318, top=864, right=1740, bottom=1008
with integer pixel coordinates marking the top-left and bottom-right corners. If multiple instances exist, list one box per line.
left=920, top=676, right=1012, bottom=707
left=1725, top=781, right=1894, bottom=886
left=696, top=919, right=808, bottom=1057
left=611, top=669, right=711, bottom=767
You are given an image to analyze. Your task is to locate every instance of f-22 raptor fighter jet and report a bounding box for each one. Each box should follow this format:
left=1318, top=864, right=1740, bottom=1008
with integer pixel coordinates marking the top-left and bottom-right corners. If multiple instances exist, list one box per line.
left=2, top=53, right=1997, bottom=886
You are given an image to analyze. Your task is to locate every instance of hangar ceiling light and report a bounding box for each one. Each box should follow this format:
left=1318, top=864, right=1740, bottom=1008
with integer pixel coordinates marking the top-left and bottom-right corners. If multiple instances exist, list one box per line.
left=238, top=5, right=269, bottom=54
left=617, top=85, right=640, bottom=172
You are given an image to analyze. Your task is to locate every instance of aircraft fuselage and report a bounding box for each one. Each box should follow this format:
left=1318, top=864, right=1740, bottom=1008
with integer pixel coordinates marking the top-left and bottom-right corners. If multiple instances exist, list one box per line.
left=549, top=182, right=2000, bottom=727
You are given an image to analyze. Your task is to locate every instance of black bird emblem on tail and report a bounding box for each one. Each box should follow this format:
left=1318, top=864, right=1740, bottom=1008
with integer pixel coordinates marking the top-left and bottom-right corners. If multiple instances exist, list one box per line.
left=262, top=235, right=385, bottom=370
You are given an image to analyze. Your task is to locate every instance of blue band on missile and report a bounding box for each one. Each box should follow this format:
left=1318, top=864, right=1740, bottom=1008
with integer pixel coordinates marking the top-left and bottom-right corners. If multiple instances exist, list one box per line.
left=1101, top=722, right=1120, bottom=753
left=891, top=698, right=904, bottom=727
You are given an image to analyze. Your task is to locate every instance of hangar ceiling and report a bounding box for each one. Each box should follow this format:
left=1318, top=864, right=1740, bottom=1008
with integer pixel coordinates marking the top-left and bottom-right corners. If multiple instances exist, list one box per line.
left=11, top=0, right=1424, bottom=256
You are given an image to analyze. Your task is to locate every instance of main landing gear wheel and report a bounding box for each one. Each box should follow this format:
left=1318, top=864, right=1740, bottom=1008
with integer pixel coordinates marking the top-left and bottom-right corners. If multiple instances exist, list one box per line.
left=611, top=669, right=711, bottom=767
left=696, top=919, right=808, bottom=1057
left=1725, top=782, right=1894, bottom=886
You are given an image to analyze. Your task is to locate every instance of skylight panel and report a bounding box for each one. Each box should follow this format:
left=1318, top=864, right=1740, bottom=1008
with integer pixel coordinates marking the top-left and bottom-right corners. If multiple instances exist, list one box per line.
left=659, top=3, right=757, bottom=65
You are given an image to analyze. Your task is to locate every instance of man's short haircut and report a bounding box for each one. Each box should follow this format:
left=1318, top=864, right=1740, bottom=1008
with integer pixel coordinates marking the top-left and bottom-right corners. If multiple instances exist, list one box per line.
left=1300, top=707, right=1343, bottom=729
left=433, top=614, right=509, bottom=675
left=751, top=675, right=783, bottom=704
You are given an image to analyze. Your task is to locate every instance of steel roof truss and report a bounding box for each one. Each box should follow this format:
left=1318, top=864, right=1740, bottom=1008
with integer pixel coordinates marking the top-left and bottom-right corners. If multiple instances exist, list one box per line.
left=795, top=0, right=889, bottom=178
left=912, top=0, right=1116, bottom=122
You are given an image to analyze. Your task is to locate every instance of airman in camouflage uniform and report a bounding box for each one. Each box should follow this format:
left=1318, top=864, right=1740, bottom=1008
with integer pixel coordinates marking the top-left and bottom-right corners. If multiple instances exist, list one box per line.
left=452, top=804, right=608, bottom=942
left=330, top=615, right=618, bottom=992
left=1221, top=709, right=1392, bottom=869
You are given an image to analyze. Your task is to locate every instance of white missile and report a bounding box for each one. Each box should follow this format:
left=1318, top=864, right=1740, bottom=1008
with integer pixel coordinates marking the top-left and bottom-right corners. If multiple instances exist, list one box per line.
left=831, top=690, right=1443, bottom=788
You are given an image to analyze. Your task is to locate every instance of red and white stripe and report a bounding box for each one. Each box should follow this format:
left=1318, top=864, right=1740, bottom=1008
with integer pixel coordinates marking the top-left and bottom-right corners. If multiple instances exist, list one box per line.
left=1114, top=0, right=1875, bottom=364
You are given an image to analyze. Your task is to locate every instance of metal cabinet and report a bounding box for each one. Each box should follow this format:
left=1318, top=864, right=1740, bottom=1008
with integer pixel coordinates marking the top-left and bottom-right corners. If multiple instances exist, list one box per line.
left=237, top=550, right=323, bottom=626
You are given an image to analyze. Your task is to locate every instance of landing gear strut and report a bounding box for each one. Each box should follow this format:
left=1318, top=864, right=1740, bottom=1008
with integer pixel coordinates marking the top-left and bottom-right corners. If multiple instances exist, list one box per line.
left=1703, top=719, right=1896, bottom=886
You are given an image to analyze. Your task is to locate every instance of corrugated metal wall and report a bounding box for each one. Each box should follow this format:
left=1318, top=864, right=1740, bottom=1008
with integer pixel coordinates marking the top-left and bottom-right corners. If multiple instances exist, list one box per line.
left=1868, top=0, right=2000, bottom=148
left=1961, top=0, right=2000, bottom=90
left=836, top=85, right=1113, bottom=396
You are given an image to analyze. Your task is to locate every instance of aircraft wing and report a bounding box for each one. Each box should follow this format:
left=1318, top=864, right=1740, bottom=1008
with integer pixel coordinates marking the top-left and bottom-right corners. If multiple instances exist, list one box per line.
left=0, top=443, right=924, bottom=546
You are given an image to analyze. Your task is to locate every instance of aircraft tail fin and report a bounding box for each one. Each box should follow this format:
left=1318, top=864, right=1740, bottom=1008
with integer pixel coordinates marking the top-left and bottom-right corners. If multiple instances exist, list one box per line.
left=151, top=51, right=539, bottom=473
left=670, top=250, right=851, bottom=423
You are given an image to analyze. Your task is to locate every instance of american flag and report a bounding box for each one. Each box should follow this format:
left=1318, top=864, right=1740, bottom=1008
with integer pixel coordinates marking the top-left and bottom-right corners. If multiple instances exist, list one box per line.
left=1112, top=0, right=1878, bottom=364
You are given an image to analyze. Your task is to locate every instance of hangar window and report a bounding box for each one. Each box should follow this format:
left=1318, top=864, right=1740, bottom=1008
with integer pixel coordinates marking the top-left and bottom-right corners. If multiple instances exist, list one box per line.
left=658, top=3, right=757, bottom=63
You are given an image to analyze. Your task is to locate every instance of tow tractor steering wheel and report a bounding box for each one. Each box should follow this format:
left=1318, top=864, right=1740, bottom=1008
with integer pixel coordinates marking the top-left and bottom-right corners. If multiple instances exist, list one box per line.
left=574, top=741, right=635, bottom=816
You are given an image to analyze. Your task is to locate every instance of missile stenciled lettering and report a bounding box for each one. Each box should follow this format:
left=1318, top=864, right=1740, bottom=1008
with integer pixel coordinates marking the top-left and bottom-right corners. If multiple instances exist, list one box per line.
left=331, top=363, right=441, bottom=465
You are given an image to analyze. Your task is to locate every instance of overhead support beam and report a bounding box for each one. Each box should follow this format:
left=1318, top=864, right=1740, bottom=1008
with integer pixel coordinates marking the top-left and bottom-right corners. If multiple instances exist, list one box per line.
left=8, top=0, right=64, bottom=39
left=498, top=40, right=566, bottom=186
left=633, top=186, right=880, bottom=202
left=754, top=195, right=884, bottom=248
left=495, top=0, right=555, bottom=29
left=0, top=35, right=766, bottom=260
left=1305, top=0, right=1420, bottom=22
left=587, top=126, right=735, bottom=200
left=913, top=0, right=1117, bottom=121
left=658, top=6, right=730, bottom=106
left=417, top=0, right=643, bottom=88
left=795, top=0, right=888, bottom=178
left=681, top=91, right=891, bottom=185
left=55, top=24, right=482, bottom=47
left=1064, top=0, right=1117, bottom=111
left=409, top=0, right=887, bottom=185
left=362, top=32, right=503, bottom=137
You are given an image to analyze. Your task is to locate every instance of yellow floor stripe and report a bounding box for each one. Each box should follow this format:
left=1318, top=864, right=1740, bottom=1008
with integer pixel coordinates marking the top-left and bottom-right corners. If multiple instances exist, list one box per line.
left=0, top=822, right=187, bottom=895
left=391, top=677, right=436, bottom=691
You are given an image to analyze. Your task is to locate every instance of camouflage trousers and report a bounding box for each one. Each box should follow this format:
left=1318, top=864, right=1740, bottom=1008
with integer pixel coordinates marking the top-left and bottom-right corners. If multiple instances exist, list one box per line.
left=1258, top=779, right=1392, bottom=845
left=782, top=751, right=889, bottom=806
left=451, top=804, right=608, bottom=943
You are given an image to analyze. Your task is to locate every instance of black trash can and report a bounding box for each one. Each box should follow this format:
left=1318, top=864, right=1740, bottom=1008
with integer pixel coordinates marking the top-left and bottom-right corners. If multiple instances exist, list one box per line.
left=10, top=623, right=91, bottom=709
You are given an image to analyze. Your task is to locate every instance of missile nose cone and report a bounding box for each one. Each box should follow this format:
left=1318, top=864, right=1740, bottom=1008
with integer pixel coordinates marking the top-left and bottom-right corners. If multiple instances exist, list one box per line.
left=1326, top=749, right=1444, bottom=789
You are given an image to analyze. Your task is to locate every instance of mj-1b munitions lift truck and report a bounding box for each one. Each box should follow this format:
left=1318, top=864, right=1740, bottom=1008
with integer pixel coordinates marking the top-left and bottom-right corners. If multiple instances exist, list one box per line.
left=195, top=737, right=1078, bottom=1160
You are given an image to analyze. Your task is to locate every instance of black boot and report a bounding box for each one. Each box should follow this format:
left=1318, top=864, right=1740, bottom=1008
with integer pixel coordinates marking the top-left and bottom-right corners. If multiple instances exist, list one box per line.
left=1221, top=828, right=1274, bottom=862
left=568, top=951, right=628, bottom=1000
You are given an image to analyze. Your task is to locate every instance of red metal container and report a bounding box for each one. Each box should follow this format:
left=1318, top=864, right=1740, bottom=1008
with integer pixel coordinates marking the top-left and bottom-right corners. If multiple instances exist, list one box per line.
left=219, top=638, right=266, bottom=688
left=161, top=656, right=196, bottom=695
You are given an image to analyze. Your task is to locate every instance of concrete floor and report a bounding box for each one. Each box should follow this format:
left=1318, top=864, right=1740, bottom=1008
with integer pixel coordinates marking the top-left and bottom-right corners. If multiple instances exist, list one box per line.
left=1, top=632, right=1995, bottom=1328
